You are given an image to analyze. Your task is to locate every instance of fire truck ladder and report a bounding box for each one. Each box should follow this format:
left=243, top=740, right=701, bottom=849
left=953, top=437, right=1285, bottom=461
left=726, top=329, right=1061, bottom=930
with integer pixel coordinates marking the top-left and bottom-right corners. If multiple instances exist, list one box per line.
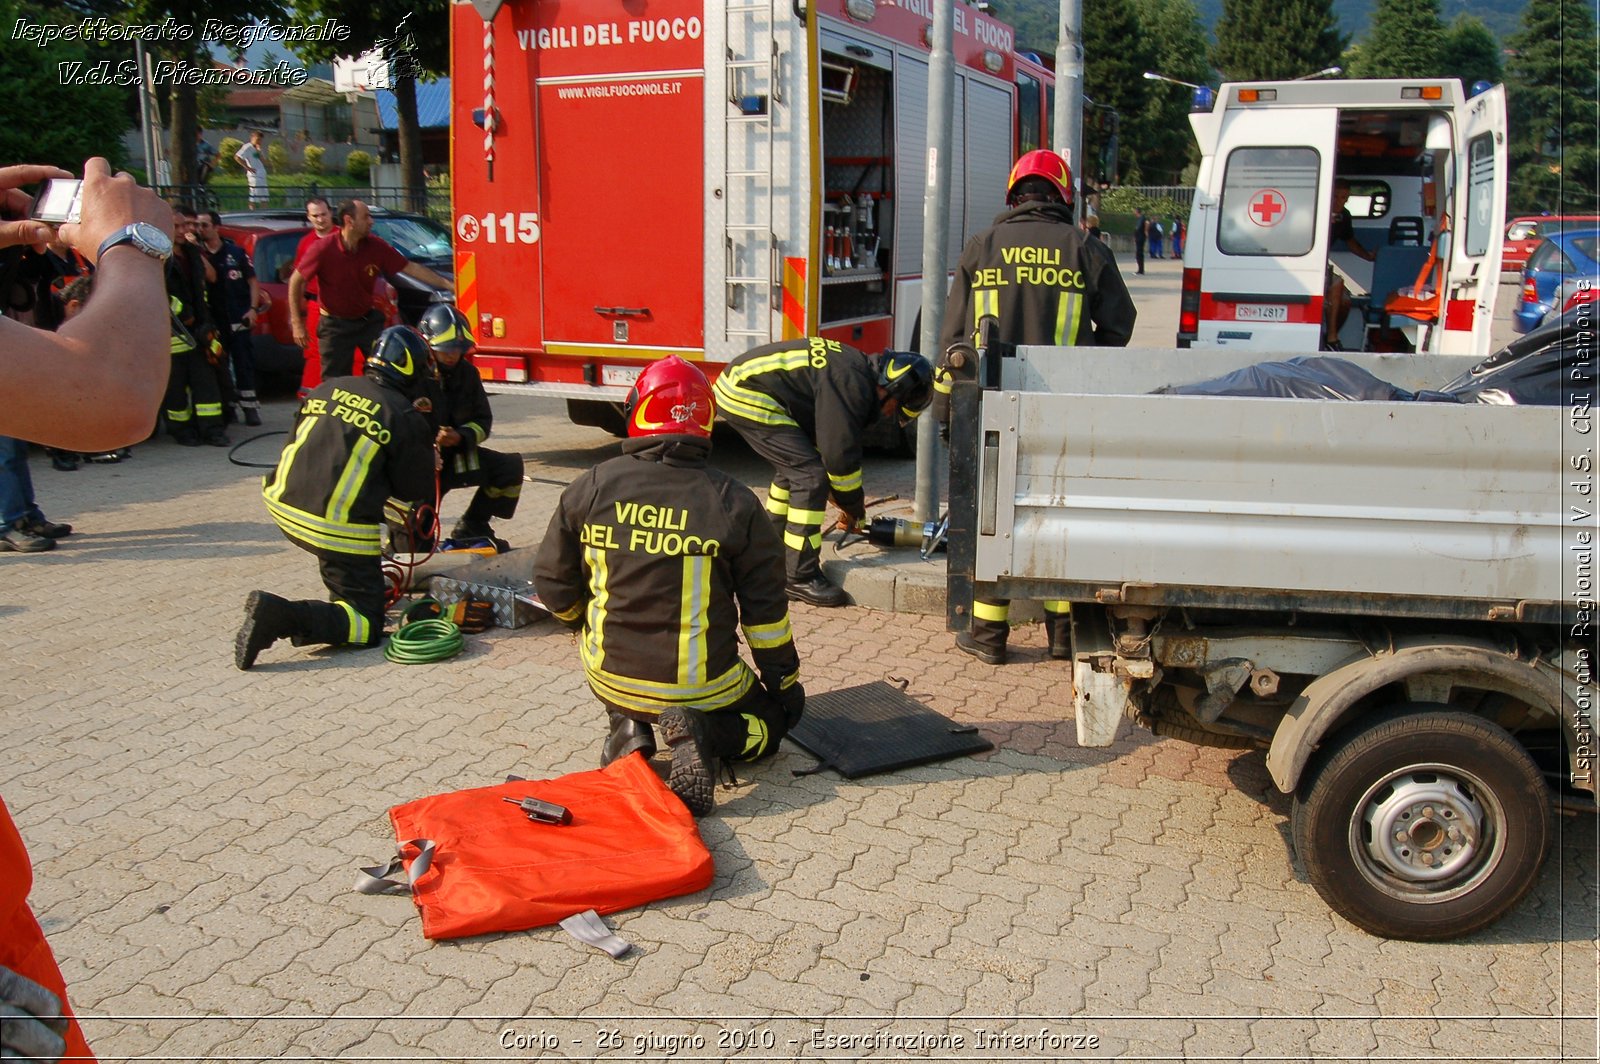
left=722, top=1, right=781, bottom=344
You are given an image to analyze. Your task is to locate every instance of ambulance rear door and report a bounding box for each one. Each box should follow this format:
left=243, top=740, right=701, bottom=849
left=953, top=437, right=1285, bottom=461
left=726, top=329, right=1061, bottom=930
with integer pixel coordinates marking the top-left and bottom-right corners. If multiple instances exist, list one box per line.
left=1194, top=100, right=1338, bottom=349
left=1441, top=84, right=1508, bottom=355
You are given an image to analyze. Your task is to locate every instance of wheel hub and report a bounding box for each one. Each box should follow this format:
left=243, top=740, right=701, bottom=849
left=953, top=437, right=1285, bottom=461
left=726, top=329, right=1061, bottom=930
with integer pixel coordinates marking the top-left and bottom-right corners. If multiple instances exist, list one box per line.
left=1362, top=772, right=1485, bottom=883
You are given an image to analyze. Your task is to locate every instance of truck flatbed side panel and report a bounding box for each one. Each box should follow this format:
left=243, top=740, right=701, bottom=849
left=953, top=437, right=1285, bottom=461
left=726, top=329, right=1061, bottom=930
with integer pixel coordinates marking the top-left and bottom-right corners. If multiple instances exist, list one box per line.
left=972, top=381, right=1563, bottom=610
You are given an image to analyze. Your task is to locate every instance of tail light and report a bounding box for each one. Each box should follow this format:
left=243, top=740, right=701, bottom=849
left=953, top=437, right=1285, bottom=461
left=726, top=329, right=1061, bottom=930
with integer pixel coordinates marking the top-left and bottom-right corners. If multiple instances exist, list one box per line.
left=1520, top=277, right=1539, bottom=304
left=1178, top=268, right=1202, bottom=339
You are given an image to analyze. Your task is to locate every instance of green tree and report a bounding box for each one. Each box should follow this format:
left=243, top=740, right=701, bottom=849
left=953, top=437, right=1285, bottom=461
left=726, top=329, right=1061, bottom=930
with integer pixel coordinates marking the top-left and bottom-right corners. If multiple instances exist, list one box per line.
left=1211, top=0, right=1344, bottom=81
left=1504, top=0, right=1599, bottom=213
left=1349, top=0, right=1445, bottom=77
left=1132, top=0, right=1212, bottom=184
left=0, top=1, right=131, bottom=172
left=292, top=0, right=448, bottom=211
left=1437, top=15, right=1504, bottom=89
left=1082, top=0, right=1156, bottom=183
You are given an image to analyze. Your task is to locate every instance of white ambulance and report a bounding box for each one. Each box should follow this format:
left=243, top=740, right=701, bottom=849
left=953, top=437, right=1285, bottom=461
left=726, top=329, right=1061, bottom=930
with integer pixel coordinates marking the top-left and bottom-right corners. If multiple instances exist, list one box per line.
left=1176, top=78, right=1508, bottom=356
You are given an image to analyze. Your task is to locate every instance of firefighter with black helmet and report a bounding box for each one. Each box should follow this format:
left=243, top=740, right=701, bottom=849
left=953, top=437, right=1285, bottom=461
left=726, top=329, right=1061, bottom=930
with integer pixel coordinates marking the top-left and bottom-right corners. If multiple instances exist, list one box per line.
left=938, top=150, right=1136, bottom=666
left=714, top=338, right=933, bottom=608
left=417, top=304, right=524, bottom=547
left=235, top=325, right=436, bottom=669
left=532, top=355, right=802, bottom=816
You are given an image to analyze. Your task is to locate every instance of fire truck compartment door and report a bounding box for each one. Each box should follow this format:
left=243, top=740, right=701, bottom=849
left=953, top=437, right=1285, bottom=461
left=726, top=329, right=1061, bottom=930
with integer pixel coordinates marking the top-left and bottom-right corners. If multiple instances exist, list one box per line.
left=1200, top=107, right=1337, bottom=349
left=536, top=75, right=705, bottom=351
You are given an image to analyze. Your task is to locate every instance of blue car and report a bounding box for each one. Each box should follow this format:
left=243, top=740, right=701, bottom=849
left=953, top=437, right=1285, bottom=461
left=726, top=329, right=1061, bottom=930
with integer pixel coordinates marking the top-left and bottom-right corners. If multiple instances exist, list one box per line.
left=1514, top=228, right=1600, bottom=333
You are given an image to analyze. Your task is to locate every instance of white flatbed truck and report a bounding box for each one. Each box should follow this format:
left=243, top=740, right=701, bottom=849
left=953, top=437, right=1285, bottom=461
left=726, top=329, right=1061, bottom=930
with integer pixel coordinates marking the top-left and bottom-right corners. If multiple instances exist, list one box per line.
left=945, top=342, right=1594, bottom=940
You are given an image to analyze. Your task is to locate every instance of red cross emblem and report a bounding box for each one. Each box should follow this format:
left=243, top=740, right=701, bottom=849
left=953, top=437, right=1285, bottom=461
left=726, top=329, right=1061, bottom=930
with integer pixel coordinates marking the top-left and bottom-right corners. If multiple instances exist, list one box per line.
left=1248, top=189, right=1286, bottom=227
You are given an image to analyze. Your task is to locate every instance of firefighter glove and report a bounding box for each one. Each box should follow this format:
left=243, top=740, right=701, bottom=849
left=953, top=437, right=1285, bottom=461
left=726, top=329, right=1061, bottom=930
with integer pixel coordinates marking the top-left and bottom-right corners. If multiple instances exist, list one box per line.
left=0, top=964, right=68, bottom=1064
left=769, top=679, right=805, bottom=728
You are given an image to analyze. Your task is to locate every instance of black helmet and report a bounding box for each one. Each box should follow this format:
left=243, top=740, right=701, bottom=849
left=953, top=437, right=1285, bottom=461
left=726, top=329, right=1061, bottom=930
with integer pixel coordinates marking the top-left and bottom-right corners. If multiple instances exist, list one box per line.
left=418, top=303, right=474, bottom=355
left=874, top=350, right=934, bottom=418
left=365, top=326, right=431, bottom=398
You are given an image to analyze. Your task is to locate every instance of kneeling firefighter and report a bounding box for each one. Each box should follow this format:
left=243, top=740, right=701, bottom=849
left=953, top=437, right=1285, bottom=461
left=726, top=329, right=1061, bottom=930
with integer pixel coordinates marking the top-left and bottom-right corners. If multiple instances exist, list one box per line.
left=417, top=304, right=524, bottom=546
left=235, top=326, right=437, bottom=669
left=532, top=356, right=803, bottom=816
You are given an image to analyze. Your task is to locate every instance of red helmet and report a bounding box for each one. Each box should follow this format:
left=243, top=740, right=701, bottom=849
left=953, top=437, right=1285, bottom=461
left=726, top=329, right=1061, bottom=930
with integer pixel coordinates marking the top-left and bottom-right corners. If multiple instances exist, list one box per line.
left=624, top=355, right=715, bottom=438
left=1006, top=149, right=1073, bottom=205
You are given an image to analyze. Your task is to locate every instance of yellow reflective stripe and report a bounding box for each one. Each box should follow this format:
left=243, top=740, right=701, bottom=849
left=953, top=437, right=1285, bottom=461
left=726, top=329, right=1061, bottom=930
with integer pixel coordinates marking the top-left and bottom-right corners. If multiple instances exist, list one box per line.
left=336, top=601, right=371, bottom=644
left=326, top=435, right=380, bottom=524
left=194, top=402, right=223, bottom=417
left=786, top=507, right=826, bottom=527
left=777, top=670, right=800, bottom=689
left=783, top=531, right=808, bottom=551
left=742, top=615, right=794, bottom=650
left=551, top=602, right=583, bottom=624
left=806, top=531, right=822, bottom=548
left=828, top=469, right=863, bottom=493
left=582, top=544, right=611, bottom=670
left=1042, top=600, right=1072, bottom=613
left=264, top=498, right=382, bottom=555
left=973, top=600, right=1010, bottom=622
left=713, top=381, right=796, bottom=427
left=166, top=407, right=193, bottom=421
left=741, top=716, right=769, bottom=758
left=264, top=417, right=318, bottom=507
left=581, top=659, right=755, bottom=713
left=719, top=347, right=816, bottom=385
left=453, top=450, right=481, bottom=475
left=484, top=483, right=520, bottom=499
left=972, top=289, right=999, bottom=343
left=1054, top=292, right=1083, bottom=345
left=933, top=368, right=954, bottom=395
left=462, top=422, right=487, bottom=444
left=677, top=554, right=711, bottom=686
left=767, top=484, right=790, bottom=502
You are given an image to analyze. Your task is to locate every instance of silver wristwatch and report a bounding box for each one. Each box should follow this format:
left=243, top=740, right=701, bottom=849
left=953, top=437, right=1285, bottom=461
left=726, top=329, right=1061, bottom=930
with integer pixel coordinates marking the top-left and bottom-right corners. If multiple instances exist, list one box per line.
left=96, top=222, right=173, bottom=263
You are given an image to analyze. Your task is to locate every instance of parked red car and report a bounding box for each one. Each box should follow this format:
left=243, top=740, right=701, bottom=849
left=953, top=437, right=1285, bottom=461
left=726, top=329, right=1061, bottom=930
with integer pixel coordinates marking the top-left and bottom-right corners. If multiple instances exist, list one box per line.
left=1503, top=215, right=1600, bottom=273
left=215, top=218, right=401, bottom=394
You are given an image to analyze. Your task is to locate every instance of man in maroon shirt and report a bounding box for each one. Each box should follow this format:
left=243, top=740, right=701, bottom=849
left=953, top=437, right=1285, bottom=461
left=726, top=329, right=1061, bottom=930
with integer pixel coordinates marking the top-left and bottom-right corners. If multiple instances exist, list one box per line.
left=288, top=198, right=449, bottom=379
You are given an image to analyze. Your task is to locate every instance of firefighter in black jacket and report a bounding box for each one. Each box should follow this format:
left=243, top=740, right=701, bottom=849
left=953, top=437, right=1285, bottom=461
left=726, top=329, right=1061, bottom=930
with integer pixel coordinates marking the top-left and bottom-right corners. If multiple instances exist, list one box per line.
left=417, top=305, right=524, bottom=545
left=234, top=326, right=436, bottom=669
left=533, top=356, right=803, bottom=816
left=714, top=338, right=933, bottom=607
left=937, top=150, right=1136, bottom=666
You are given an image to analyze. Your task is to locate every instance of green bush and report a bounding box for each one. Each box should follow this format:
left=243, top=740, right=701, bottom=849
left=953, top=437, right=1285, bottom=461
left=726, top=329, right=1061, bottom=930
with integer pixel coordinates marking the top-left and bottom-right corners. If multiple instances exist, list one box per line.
left=218, top=137, right=243, bottom=174
left=1099, top=186, right=1192, bottom=236
left=266, top=142, right=290, bottom=174
left=303, top=144, right=325, bottom=175
left=346, top=150, right=373, bottom=182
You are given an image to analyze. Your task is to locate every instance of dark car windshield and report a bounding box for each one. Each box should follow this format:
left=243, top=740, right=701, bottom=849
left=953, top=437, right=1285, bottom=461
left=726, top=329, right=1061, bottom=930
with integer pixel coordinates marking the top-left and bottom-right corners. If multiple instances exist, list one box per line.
left=254, top=230, right=309, bottom=283
left=373, top=216, right=452, bottom=264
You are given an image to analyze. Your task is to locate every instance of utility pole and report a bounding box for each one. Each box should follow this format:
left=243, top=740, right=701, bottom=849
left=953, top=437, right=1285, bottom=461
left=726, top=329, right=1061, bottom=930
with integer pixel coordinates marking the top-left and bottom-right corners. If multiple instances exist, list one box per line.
left=1053, top=0, right=1084, bottom=202
left=914, top=0, right=955, bottom=524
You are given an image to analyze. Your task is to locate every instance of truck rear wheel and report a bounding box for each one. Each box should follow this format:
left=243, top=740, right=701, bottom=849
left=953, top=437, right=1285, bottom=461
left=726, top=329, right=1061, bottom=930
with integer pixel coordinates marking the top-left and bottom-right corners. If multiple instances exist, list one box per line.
left=1292, top=706, right=1550, bottom=940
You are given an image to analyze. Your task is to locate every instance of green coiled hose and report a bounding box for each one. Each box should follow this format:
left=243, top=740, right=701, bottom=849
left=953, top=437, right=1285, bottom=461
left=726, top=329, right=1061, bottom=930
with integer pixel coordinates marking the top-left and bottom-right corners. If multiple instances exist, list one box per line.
left=385, top=616, right=465, bottom=664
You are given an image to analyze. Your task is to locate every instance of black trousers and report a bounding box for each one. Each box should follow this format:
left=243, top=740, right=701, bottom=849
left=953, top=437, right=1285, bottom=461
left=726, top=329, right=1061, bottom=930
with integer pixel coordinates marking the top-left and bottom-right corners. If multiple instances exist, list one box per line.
left=440, top=446, right=524, bottom=522
left=722, top=417, right=828, bottom=583
left=318, top=309, right=384, bottom=380
left=600, top=684, right=791, bottom=763
left=164, top=347, right=224, bottom=435
left=278, top=531, right=388, bottom=647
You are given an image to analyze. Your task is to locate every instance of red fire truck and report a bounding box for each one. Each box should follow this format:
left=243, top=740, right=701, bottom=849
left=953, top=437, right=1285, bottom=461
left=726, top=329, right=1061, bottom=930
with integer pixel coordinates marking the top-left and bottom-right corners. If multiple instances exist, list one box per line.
left=449, top=0, right=1053, bottom=429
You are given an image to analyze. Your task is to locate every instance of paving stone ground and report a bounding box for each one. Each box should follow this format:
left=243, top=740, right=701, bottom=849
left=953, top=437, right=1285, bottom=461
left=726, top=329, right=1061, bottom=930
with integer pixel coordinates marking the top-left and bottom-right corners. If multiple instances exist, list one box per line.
left=3, top=266, right=1595, bottom=1062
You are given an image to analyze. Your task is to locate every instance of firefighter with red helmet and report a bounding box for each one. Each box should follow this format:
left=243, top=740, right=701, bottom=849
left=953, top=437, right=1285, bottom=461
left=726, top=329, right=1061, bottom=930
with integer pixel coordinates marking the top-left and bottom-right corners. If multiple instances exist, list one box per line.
left=938, top=150, right=1136, bottom=666
left=235, top=326, right=437, bottom=669
left=714, top=339, right=934, bottom=607
left=532, top=355, right=803, bottom=816
left=417, top=304, right=525, bottom=547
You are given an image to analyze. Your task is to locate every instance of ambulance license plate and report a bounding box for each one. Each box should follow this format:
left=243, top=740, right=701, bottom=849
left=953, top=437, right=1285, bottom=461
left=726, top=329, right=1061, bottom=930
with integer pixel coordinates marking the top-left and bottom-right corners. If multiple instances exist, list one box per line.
left=601, top=365, right=643, bottom=387
left=1235, top=303, right=1289, bottom=322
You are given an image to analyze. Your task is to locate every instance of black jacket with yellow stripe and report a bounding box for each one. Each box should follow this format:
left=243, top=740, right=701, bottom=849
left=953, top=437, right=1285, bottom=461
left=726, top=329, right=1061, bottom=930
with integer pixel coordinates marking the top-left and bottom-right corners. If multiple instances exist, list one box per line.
left=262, top=375, right=435, bottom=557
left=939, top=201, right=1136, bottom=352
left=532, top=436, right=801, bottom=716
left=425, top=358, right=495, bottom=472
left=712, top=337, right=879, bottom=517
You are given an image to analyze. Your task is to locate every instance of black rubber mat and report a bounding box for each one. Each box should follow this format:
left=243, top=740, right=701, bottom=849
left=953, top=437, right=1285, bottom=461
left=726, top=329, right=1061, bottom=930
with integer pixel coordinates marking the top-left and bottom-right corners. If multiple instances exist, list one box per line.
left=786, top=681, right=992, bottom=779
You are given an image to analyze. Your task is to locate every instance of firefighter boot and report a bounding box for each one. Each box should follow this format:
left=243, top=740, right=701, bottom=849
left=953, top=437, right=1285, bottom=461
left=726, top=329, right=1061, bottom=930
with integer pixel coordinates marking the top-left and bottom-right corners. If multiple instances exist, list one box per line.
left=658, top=706, right=718, bottom=816
left=235, top=590, right=303, bottom=670
left=786, top=575, right=849, bottom=608
left=1044, top=606, right=1072, bottom=660
left=600, top=711, right=657, bottom=767
left=954, top=620, right=1008, bottom=665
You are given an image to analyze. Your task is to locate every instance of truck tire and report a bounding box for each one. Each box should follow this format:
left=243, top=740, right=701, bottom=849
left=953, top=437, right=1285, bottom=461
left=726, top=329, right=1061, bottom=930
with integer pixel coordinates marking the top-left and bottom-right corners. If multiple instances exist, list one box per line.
left=566, top=399, right=627, bottom=437
left=1292, top=706, right=1550, bottom=941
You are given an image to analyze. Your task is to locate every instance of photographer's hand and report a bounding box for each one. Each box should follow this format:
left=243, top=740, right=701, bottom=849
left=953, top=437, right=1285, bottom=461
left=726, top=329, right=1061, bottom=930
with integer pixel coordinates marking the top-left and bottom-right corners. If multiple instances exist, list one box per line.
left=56, top=157, right=174, bottom=263
left=0, top=963, right=68, bottom=1064
left=0, top=164, right=71, bottom=249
